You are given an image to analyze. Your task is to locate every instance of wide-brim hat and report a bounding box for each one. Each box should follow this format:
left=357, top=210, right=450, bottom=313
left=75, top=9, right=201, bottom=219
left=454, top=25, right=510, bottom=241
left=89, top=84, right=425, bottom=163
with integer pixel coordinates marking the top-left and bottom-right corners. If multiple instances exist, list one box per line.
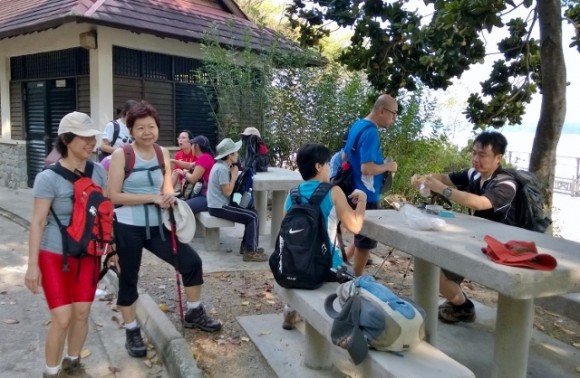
left=58, top=111, right=103, bottom=137
left=215, top=138, right=242, bottom=160
left=162, top=199, right=196, bottom=243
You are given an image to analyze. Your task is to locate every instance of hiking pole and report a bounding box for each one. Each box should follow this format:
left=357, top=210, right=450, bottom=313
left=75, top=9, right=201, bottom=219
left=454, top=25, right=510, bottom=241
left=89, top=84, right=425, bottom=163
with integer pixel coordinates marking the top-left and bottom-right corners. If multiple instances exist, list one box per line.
left=168, top=207, right=185, bottom=334
left=372, top=246, right=395, bottom=280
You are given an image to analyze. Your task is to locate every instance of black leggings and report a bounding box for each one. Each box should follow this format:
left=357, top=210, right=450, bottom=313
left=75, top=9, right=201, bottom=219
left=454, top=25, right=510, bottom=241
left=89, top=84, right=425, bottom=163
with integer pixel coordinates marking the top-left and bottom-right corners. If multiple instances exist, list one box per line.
left=114, top=222, right=203, bottom=307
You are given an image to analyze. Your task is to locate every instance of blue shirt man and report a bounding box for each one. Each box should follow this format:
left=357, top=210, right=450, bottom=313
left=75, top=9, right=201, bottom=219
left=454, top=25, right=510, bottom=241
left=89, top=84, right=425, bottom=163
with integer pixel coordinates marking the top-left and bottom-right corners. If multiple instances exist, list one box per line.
left=343, top=94, right=399, bottom=276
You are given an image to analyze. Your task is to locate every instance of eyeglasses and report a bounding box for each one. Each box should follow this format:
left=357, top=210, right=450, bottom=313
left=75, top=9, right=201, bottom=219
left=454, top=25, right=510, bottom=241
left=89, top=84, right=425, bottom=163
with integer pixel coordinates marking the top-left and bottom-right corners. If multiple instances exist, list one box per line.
left=383, top=107, right=398, bottom=117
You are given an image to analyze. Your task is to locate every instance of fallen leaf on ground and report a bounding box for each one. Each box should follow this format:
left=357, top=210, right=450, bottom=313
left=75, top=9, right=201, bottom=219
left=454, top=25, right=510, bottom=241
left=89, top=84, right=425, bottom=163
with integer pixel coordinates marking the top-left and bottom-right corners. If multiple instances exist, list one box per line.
left=241, top=337, right=250, bottom=342
left=266, top=300, right=276, bottom=305
left=241, top=301, right=250, bottom=306
left=534, top=323, right=546, bottom=332
left=80, top=348, right=91, bottom=358
left=259, top=330, right=271, bottom=336
left=144, top=359, right=153, bottom=368
left=159, top=303, right=170, bottom=312
left=264, top=292, right=274, bottom=300
left=554, top=322, right=576, bottom=336
left=2, top=319, right=19, bottom=324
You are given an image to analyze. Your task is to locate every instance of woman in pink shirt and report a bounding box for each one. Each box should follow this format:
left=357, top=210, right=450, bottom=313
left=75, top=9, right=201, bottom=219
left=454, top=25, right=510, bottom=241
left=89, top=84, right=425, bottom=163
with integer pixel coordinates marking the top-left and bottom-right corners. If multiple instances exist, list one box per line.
left=170, top=130, right=197, bottom=188
left=184, top=135, right=215, bottom=213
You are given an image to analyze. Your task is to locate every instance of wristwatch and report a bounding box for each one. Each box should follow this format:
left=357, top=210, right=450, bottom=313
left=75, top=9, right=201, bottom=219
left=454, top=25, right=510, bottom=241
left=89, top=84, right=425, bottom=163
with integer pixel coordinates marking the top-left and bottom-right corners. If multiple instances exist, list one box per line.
left=442, top=186, right=453, bottom=199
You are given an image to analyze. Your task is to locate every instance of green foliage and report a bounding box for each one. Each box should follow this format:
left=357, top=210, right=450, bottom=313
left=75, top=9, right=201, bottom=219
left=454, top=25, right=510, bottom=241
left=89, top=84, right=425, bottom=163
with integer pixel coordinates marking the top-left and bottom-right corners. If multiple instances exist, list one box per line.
left=285, top=0, right=579, bottom=129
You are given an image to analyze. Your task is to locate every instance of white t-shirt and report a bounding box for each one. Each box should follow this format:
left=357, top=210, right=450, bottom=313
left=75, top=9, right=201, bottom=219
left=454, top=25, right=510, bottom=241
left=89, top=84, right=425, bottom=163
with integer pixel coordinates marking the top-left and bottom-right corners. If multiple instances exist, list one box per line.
left=103, top=119, right=132, bottom=149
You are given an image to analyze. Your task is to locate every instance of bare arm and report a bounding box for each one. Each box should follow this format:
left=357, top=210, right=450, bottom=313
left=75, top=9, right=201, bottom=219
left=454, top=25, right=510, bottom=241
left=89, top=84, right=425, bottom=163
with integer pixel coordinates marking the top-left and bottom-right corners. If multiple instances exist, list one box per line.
left=184, top=165, right=205, bottom=185
left=220, top=165, right=238, bottom=197
left=25, top=197, right=51, bottom=294
left=423, top=175, right=493, bottom=211
left=171, top=159, right=194, bottom=170
left=332, top=187, right=367, bottom=234
left=100, top=139, right=115, bottom=154
left=361, top=160, right=397, bottom=176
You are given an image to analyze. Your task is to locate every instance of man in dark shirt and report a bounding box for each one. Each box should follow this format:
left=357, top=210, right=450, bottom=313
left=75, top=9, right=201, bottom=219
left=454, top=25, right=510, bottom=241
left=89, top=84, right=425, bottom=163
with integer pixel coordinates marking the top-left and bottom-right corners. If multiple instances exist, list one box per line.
left=411, top=131, right=516, bottom=324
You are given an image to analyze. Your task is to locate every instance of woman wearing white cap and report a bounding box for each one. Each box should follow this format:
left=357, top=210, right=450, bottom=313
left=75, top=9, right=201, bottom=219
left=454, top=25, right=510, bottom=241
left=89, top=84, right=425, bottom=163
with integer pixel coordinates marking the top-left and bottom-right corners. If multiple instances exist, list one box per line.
left=207, top=138, right=268, bottom=262
left=25, top=112, right=107, bottom=378
left=107, top=102, right=221, bottom=360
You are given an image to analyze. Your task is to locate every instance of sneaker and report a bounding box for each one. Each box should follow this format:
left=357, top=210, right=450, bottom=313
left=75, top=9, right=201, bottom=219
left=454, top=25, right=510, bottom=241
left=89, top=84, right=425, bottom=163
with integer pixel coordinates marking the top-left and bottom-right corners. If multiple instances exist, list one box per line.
left=125, top=326, right=147, bottom=358
left=438, top=300, right=476, bottom=324
left=243, top=248, right=268, bottom=262
left=62, top=357, right=92, bottom=377
left=184, top=305, right=222, bottom=332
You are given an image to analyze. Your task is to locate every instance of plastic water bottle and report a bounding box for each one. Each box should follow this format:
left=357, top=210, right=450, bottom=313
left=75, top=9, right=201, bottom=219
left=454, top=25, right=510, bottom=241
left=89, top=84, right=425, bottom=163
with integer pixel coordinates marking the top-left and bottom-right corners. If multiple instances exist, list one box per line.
left=239, top=188, right=253, bottom=208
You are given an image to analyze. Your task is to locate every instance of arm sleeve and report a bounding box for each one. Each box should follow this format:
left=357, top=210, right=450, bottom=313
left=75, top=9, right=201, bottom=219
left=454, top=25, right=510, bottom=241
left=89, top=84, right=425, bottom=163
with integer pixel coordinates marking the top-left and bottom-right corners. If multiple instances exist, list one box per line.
left=484, top=179, right=517, bottom=212
left=103, top=122, right=114, bottom=142
left=359, top=129, right=380, bottom=164
left=32, top=171, right=57, bottom=199
left=217, top=166, right=231, bottom=186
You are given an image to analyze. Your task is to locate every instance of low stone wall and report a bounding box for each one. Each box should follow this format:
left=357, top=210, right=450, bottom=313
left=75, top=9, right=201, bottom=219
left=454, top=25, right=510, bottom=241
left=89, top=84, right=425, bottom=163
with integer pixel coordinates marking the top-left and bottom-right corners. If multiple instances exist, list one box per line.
left=0, top=139, right=28, bottom=189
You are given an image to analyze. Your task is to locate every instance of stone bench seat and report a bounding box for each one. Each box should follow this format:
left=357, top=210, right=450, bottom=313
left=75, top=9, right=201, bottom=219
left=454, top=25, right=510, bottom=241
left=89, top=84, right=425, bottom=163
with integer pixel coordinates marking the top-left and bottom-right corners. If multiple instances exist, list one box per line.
left=194, top=211, right=235, bottom=251
left=275, top=282, right=474, bottom=378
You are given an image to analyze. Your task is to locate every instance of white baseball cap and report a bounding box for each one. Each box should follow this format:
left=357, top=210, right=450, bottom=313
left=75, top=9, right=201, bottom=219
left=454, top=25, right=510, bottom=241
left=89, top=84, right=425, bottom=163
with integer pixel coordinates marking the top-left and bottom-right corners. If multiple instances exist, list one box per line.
left=240, top=127, right=261, bottom=138
left=58, top=112, right=103, bottom=137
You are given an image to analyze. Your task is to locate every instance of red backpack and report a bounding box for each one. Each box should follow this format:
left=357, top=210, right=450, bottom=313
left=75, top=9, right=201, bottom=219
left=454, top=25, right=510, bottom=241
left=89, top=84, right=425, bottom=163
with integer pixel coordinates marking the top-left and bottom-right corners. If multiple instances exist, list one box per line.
left=48, top=161, right=114, bottom=272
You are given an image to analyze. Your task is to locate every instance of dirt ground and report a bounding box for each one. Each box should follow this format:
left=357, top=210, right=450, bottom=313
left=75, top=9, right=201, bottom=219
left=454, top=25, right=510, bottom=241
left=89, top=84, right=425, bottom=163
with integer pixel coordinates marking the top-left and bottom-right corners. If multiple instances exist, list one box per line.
left=137, top=232, right=580, bottom=377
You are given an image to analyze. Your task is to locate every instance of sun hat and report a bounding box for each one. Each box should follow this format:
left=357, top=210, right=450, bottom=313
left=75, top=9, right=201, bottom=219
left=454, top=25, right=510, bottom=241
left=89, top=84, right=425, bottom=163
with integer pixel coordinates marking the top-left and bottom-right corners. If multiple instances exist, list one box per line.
left=162, top=199, right=196, bottom=243
left=191, top=135, right=210, bottom=148
left=58, top=112, right=103, bottom=136
left=240, top=127, right=261, bottom=138
left=215, top=138, right=242, bottom=160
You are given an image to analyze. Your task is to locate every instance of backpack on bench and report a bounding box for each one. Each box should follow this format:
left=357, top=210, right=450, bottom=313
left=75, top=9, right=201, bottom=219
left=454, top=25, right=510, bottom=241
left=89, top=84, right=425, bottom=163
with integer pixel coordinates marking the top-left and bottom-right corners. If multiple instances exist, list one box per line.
left=324, top=275, right=426, bottom=364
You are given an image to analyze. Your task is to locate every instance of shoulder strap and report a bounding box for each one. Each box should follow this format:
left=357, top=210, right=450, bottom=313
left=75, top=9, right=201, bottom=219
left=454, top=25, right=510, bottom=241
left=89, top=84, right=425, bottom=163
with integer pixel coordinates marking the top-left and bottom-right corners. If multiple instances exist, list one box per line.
left=111, top=120, right=120, bottom=146
left=122, top=144, right=135, bottom=181
left=153, top=144, right=166, bottom=174
left=347, top=124, right=374, bottom=159
left=47, top=161, right=93, bottom=183
left=290, top=186, right=301, bottom=205
left=309, top=183, right=333, bottom=206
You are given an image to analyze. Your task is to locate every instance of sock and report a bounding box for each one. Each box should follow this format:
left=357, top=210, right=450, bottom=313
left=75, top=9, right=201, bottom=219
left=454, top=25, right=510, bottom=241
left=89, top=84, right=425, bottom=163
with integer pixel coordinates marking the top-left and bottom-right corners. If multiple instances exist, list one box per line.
left=454, top=298, right=474, bottom=309
left=124, top=320, right=138, bottom=330
left=65, top=354, right=79, bottom=361
left=45, top=365, right=61, bottom=375
left=187, top=300, right=201, bottom=310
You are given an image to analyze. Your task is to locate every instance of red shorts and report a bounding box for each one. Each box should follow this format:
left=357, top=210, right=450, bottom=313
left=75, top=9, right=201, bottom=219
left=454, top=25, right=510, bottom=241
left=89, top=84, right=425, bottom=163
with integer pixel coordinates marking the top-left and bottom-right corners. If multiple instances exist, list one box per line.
left=39, top=250, right=99, bottom=309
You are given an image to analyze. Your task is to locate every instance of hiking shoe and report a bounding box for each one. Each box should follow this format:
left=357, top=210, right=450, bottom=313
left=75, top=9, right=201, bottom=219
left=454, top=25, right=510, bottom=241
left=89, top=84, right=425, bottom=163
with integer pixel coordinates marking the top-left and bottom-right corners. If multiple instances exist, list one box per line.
left=125, top=327, right=147, bottom=358
left=62, top=357, right=92, bottom=377
left=438, top=300, right=476, bottom=324
left=243, top=248, right=268, bottom=262
left=239, top=244, right=247, bottom=255
left=184, top=305, right=222, bottom=332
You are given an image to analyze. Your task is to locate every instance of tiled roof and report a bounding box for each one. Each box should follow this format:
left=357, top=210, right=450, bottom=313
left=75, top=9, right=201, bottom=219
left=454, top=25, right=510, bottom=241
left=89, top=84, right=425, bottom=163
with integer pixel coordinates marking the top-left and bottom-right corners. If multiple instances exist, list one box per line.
left=0, top=0, right=300, bottom=53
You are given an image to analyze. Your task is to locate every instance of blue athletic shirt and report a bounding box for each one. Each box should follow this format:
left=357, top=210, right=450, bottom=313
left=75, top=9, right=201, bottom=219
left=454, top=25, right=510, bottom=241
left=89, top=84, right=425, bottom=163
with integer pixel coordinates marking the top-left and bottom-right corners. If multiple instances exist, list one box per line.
left=343, top=119, right=384, bottom=203
left=284, top=180, right=344, bottom=269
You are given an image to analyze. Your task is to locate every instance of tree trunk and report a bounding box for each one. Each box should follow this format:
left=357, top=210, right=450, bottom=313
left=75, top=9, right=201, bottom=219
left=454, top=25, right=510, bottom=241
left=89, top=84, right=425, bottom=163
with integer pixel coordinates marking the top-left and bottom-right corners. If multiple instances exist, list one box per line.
left=529, top=0, right=567, bottom=219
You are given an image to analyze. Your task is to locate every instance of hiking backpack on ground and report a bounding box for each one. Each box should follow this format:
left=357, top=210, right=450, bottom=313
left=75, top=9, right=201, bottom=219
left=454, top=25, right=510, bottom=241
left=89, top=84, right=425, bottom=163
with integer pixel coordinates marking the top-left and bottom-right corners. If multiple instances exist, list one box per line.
left=230, top=167, right=255, bottom=209
left=48, top=161, right=114, bottom=272
left=269, top=183, right=333, bottom=290
left=97, top=120, right=121, bottom=162
left=324, top=276, right=426, bottom=364
left=501, top=169, right=552, bottom=232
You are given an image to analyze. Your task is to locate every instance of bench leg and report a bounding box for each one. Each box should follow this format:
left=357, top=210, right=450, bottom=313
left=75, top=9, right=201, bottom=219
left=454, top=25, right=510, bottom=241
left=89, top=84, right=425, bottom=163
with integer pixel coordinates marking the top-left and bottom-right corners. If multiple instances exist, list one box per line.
left=491, top=295, right=533, bottom=378
left=303, top=321, right=332, bottom=370
left=205, top=228, right=220, bottom=251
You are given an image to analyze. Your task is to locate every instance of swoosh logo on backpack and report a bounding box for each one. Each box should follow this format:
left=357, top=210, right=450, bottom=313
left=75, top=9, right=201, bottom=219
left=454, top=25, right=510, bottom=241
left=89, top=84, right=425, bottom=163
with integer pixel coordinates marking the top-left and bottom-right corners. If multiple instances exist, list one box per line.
left=288, top=228, right=304, bottom=234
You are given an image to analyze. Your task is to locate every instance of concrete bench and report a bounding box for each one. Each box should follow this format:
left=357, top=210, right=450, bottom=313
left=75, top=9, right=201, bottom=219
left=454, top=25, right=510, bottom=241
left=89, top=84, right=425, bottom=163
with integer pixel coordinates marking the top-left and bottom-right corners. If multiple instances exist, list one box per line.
left=194, top=212, right=235, bottom=251
left=275, top=282, right=474, bottom=378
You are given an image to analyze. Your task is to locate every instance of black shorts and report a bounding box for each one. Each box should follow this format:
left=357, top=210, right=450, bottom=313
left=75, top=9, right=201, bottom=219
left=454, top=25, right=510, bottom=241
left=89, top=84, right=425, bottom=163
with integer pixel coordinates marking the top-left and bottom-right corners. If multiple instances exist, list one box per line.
left=350, top=201, right=379, bottom=250
left=442, top=269, right=464, bottom=284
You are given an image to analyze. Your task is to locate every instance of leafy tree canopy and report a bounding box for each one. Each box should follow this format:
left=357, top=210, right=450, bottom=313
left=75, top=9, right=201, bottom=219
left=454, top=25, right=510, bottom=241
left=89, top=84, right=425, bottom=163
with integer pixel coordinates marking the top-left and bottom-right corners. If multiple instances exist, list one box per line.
left=286, top=0, right=580, bottom=128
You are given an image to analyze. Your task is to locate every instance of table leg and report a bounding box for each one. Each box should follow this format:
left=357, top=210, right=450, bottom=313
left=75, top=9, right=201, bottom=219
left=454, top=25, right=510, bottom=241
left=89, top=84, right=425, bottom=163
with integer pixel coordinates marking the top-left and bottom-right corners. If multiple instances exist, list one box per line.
left=254, top=190, right=268, bottom=236
left=491, top=295, right=533, bottom=378
left=412, top=258, right=439, bottom=345
left=270, top=190, right=287, bottom=246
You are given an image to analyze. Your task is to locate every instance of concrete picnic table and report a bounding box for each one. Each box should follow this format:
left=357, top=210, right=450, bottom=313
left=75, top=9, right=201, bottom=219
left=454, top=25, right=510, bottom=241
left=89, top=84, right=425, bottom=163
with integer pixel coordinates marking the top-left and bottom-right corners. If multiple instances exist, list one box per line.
left=252, top=167, right=303, bottom=246
left=360, top=208, right=580, bottom=378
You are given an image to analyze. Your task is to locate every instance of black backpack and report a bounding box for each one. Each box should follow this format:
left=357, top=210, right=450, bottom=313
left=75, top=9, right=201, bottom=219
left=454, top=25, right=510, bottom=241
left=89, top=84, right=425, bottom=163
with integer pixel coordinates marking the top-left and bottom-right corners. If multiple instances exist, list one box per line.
left=500, top=169, right=552, bottom=233
left=230, top=167, right=255, bottom=208
left=240, top=134, right=269, bottom=172
left=97, top=120, right=121, bottom=161
left=269, top=183, right=333, bottom=289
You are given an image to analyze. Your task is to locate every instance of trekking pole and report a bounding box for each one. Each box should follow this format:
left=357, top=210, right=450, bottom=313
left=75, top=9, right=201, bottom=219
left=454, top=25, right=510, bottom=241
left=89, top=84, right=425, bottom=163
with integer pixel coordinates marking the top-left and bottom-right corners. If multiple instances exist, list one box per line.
left=372, top=246, right=395, bottom=280
left=168, top=207, right=185, bottom=334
